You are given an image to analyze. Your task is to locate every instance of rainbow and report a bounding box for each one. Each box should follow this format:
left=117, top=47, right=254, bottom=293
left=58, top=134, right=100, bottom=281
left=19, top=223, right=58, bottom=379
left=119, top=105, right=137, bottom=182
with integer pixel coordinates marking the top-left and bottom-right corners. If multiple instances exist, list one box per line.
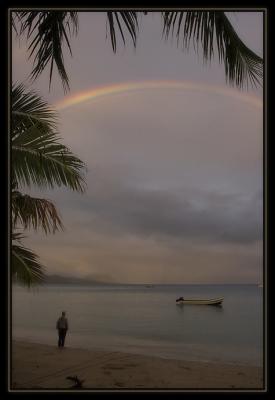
left=55, top=80, right=263, bottom=110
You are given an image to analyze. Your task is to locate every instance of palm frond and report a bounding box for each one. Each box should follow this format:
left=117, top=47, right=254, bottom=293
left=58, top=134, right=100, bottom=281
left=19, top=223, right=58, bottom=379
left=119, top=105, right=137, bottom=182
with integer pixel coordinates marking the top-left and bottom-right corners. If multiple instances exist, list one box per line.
left=162, top=11, right=263, bottom=88
left=12, top=129, right=86, bottom=191
left=12, top=83, right=58, bottom=135
left=15, top=11, right=78, bottom=92
left=12, top=12, right=21, bottom=34
left=12, top=84, right=86, bottom=192
left=12, top=190, right=64, bottom=234
left=106, top=12, right=139, bottom=52
left=12, top=232, right=45, bottom=287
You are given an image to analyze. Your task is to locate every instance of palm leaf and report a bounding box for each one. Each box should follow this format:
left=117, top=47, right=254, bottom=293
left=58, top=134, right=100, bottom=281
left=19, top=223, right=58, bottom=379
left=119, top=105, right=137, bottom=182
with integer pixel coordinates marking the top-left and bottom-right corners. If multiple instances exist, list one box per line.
left=106, top=12, right=139, bottom=52
left=14, top=11, right=139, bottom=87
left=12, top=232, right=45, bottom=287
left=12, top=83, right=58, bottom=134
left=12, top=129, right=86, bottom=191
left=12, top=190, right=64, bottom=234
left=162, top=11, right=263, bottom=88
left=12, top=12, right=21, bottom=34
left=15, top=11, right=78, bottom=92
left=12, top=84, right=86, bottom=191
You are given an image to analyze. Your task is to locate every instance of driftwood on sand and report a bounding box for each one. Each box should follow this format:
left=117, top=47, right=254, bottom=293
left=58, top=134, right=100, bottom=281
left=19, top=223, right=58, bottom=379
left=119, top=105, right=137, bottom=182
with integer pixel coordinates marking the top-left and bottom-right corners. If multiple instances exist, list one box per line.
left=66, top=375, right=85, bottom=389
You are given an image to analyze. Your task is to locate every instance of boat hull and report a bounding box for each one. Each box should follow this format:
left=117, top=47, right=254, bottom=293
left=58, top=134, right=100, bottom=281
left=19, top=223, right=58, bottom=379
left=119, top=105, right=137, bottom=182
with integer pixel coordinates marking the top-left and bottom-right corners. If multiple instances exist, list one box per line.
left=176, top=297, right=223, bottom=305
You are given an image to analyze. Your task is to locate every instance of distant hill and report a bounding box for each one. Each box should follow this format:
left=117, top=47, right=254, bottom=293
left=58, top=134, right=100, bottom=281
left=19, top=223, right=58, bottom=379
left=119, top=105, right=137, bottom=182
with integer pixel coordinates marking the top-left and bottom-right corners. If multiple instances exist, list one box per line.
left=44, top=274, right=111, bottom=285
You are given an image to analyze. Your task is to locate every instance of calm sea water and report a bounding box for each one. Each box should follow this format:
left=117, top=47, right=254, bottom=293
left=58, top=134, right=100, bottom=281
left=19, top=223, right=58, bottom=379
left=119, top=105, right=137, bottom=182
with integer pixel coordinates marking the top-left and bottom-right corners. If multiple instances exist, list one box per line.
left=12, top=284, right=263, bottom=366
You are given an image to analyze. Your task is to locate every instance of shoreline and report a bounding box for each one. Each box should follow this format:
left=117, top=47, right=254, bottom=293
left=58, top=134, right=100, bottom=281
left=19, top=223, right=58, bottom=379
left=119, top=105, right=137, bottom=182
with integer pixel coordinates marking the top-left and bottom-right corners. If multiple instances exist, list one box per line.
left=11, top=340, right=264, bottom=390
left=11, top=335, right=261, bottom=367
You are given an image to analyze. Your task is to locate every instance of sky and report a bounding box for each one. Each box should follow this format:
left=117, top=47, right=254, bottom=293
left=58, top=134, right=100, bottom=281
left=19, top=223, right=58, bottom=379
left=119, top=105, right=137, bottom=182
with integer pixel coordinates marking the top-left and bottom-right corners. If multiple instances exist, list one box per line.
left=12, top=11, right=264, bottom=284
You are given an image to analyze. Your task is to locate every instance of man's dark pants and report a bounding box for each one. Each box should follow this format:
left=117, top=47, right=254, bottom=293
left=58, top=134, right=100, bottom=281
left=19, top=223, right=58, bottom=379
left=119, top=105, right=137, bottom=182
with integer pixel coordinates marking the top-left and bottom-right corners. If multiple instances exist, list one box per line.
left=58, top=328, right=67, bottom=347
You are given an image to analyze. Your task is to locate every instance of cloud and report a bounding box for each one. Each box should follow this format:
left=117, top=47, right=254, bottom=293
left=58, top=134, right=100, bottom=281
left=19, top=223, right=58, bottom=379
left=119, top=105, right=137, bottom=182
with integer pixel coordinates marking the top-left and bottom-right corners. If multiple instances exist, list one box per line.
left=39, top=164, right=261, bottom=246
left=25, top=228, right=262, bottom=283
left=24, top=166, right=262, bottom=283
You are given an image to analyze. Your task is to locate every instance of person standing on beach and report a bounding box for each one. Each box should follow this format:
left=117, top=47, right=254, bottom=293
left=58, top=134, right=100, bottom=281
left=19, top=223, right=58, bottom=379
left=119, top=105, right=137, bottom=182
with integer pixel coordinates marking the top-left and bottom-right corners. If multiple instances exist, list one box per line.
left=56, top=311, right=69, bottom=348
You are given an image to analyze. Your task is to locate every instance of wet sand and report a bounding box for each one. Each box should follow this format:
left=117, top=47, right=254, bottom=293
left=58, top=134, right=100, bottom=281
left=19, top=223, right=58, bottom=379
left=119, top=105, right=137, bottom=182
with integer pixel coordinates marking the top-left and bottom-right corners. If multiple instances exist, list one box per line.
left=11, top=341, right=263, bottom=390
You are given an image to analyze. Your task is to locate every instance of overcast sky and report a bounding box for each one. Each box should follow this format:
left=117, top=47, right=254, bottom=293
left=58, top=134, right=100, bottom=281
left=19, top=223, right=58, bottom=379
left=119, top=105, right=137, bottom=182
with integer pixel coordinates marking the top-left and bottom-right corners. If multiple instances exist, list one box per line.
left=12, top=11, right=263, bottom=284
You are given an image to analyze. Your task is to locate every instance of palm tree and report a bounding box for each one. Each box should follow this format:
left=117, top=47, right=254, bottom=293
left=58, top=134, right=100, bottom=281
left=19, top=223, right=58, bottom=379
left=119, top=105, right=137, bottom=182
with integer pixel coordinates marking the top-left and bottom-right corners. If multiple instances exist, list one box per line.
left=12, top=11, right=263, bottom=91
left=12, top=83, right=86, bottom=287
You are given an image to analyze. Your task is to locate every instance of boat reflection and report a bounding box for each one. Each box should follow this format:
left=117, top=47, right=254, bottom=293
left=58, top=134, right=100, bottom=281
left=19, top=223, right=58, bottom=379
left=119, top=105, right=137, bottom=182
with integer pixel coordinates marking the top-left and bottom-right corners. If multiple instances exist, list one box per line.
left=176, top=302, right=224, bottom=314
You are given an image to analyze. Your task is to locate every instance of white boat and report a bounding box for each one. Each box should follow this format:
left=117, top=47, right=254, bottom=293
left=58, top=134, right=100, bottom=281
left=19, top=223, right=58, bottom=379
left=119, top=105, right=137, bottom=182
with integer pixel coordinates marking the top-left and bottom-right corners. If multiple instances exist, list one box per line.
left=176, top=297, right=224, bottom=305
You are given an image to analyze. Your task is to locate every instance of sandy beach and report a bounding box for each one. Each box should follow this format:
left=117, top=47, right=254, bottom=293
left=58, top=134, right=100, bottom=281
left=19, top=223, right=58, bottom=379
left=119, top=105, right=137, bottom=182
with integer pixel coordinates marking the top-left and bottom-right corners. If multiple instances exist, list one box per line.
left=10, top=341, right=263, bottom=390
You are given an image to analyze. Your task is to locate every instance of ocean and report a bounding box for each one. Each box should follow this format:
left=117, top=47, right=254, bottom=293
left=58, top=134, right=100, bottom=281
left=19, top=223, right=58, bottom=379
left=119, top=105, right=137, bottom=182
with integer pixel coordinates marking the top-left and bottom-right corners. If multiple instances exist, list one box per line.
left=12, top=284, right=263, bottom=367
